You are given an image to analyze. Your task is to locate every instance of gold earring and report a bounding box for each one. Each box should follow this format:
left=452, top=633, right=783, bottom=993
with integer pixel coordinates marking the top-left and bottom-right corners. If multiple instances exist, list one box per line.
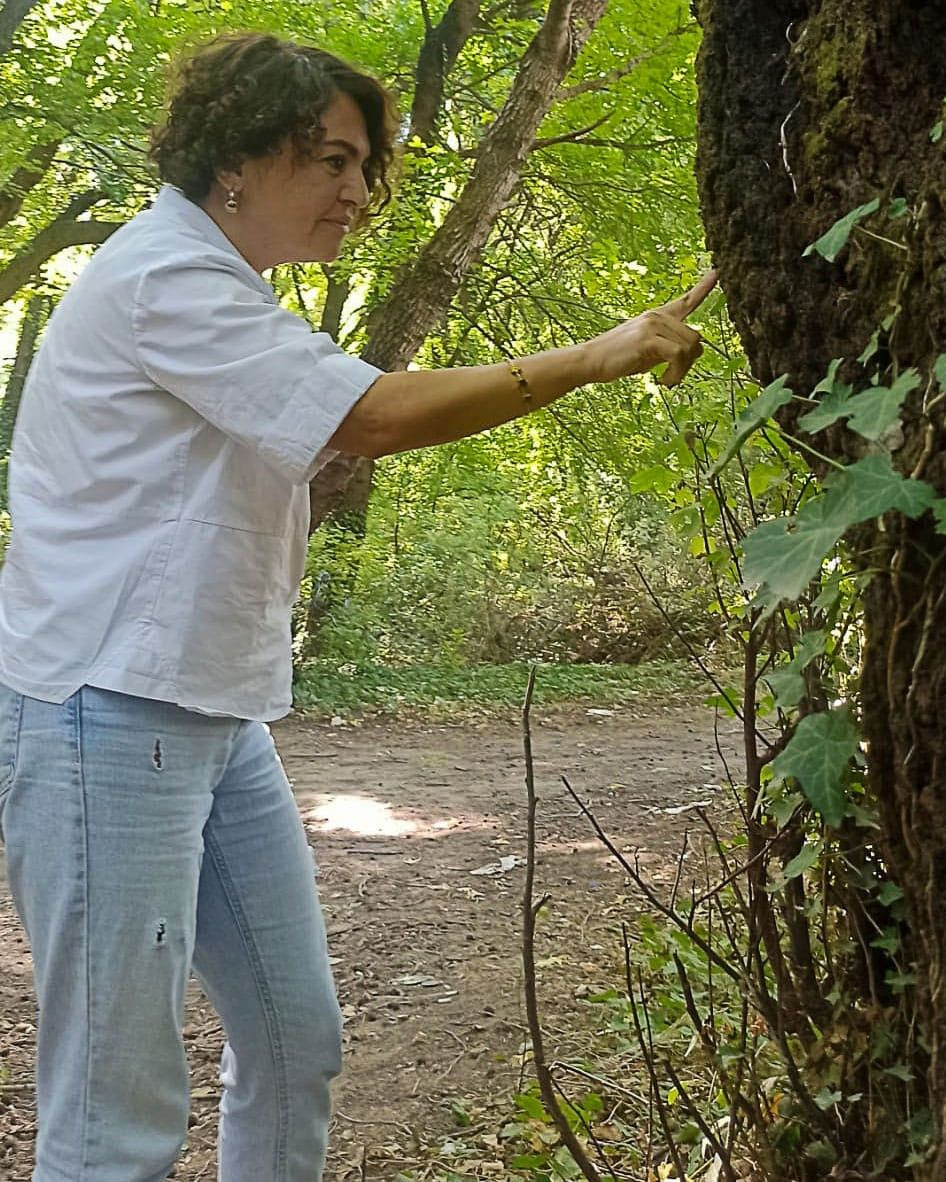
left=225, top=188, right=239, bottom=213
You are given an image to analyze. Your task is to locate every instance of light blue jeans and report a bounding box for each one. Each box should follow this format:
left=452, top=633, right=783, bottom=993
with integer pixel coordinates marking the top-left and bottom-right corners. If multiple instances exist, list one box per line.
left=0, top=683, right=342, bottom=1182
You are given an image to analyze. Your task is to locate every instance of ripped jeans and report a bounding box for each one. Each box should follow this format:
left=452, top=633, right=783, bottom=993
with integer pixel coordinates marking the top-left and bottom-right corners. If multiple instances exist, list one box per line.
left=0, top=684, right=341, bottom=1182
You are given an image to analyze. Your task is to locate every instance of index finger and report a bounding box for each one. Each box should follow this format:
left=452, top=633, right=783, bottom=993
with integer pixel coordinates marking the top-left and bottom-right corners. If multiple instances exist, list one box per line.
left=659, top=270, right=718, bottom=321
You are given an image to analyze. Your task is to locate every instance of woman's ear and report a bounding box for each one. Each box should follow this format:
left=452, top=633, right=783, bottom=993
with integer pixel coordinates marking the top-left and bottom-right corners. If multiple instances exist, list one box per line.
left=215, top=165, right=244, bottom=196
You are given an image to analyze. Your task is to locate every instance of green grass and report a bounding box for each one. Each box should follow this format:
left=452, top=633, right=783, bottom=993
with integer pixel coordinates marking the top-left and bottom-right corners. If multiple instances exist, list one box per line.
left=291, top=658, right=712, bottom=716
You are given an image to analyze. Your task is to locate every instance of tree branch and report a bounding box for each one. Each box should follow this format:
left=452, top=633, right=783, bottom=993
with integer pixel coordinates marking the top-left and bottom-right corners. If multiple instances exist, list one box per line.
left=530, top=112, right=612, bottom=149
left=532, top=132, right=694, bottom=151
left=521, top=669, right=603, bottom=1182
left=0, top=140, right=61, bottom=229
left=309, top=0, right=610, bottom=529
left=557, top=50, right=649, bottom=100
left=0, top=291, right=47, bottom=509
left=0, top=217, right=120, bottom=305
left=362, top=0, right=608, bottom=372
left=0, top=0, right=41, bottom=56
left=409, top=0, right=482, bottom=144
left=556, top=24, right=693, bottom=101
left=58, top=189, right=107, bottom=222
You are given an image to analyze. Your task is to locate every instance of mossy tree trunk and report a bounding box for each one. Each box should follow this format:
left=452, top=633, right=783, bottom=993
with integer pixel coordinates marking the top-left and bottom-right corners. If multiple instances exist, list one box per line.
left=696, top=3, right=946, bottom=1176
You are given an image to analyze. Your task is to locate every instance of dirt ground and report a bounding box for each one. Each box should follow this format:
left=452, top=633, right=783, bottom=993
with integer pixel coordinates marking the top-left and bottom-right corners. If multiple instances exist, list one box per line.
left=0, top=700, right=742, bottom=1181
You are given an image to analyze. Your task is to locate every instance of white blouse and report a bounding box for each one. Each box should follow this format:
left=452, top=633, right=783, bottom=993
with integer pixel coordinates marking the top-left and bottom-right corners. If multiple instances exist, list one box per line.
left=0, top=186, right=382, bottom=720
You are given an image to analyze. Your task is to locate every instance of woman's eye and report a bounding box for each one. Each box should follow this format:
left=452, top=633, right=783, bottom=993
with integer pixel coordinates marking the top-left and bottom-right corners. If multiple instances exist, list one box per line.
left=323, top=156, right=346, bottom=172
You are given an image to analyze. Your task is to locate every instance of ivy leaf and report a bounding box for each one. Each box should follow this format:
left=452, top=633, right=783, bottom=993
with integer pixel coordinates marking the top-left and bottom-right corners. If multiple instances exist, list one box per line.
left=885, top=971, right=917, bottom=994
left=814, top=1086, right=844, bottom=1111
left=813, top=358, right=846, bottom=396
left=934, top=353, right=946, bottom=391
left=846, top=368, right=920, bottom=441
left=858, top=328, right=882, bottom=366
left=801, top=368, right=918, bottom=439
left=794, top=629, right=829, bottom=666
left=743, top=498, right=844, bottom=610
left=766, top=665, right=806, bottom=708
left=844, top=390, right=905, bottom=442
left=803, top=199, right=880, bottom=263
left=799, top=359, right=854, bottom=433
left=858, top=311, right=899, bottom=365
left=876, top=881, right=904, bottom=906
left=711, top=375, right=793, bottom=474
left=745, top=456, right=936, bottom=610
left=771, top=709, right=860, bottom=826
left=871, top=928, right=901, bottom=954
left=765, top=629, right=827, bottom=709
left=825, top=453, right=937, bottom=522
left=780, top=840, right=823, bottom=883
left=932, top=498, right=946, bottom=534
left=799, top=384, right=854, bottom=434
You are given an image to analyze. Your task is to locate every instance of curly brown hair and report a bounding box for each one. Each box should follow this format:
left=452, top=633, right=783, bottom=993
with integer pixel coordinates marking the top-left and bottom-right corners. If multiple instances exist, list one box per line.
left=149, top=33, right=398, bottom=208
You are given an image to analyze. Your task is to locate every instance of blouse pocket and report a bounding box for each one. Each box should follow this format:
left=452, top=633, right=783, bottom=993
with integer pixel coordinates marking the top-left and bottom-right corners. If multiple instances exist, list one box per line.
left=184, top=426, right=298, bottom=537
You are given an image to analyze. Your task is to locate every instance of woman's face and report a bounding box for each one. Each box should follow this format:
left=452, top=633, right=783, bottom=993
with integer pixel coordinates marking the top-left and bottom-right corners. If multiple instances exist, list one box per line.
left=214, top=90, right=373, bottom=272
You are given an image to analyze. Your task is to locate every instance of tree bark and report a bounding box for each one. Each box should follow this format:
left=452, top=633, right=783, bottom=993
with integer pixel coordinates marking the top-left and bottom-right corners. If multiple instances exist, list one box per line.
left=0, top=0, right=40, bottom=56
left=0, top=140, right=61, bottom=230
left=695, top=3, right=946, bottom=1176
left=364, top=0, right=608, bottom=373
left=308, top=0, right=610, bottom=534
left=410, top=0, right=482, bottom=144
left=318, top=266, right=350, bottom=340
left=0, top=293, right=46, bottom=510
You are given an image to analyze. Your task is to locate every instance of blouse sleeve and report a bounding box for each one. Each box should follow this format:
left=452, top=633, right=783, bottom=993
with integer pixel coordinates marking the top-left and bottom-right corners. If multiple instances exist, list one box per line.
left=132, top=257, right=383, bottom=484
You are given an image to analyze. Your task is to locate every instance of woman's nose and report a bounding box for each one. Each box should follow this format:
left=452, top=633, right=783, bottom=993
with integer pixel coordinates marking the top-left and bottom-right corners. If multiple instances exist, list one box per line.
left=343, top=167, right=370, bottom=209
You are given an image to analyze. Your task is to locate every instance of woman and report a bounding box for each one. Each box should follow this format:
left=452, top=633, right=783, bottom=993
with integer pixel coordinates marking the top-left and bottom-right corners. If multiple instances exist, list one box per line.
left=0, top=31, right=713, bottom=1182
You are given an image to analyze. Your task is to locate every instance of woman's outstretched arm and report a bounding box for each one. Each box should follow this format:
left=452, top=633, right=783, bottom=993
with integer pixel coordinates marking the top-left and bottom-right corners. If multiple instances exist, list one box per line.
left=328, top=272, right=716, bottom=459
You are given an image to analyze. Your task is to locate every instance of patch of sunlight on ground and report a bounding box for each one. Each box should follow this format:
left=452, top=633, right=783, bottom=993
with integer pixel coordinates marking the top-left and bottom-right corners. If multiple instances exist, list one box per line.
left=304, top=795, right=419, bottom=837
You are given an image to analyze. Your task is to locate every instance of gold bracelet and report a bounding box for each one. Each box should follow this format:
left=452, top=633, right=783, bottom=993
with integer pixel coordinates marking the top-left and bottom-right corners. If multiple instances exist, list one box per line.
left=507, top=360, right=532, bottom=405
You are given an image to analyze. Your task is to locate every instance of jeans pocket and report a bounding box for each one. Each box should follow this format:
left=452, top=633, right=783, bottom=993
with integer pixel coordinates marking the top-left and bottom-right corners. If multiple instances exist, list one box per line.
left=0, top=683, right=24, bottom=804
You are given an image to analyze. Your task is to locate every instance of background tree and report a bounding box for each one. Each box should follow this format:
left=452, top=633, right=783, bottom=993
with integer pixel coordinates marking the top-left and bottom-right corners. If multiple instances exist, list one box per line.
left=696, top=3, right=946, bottom=1177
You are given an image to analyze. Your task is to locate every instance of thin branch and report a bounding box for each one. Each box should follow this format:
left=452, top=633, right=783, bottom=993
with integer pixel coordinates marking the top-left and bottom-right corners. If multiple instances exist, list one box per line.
left=630, top=558, right=745, bottom=722
left=556, top=24, right=693, bottom=101
left=0, top=139, right=61, bottom=229
left=562, top=774, right=745, bottom=987
left=531, top=112, right=613, bottom=150
left=661, top=1056, right=739, bottom=1182
left=521, top=669, right=602, bottom=1182
left=624, top=946, right=688, bottom=1182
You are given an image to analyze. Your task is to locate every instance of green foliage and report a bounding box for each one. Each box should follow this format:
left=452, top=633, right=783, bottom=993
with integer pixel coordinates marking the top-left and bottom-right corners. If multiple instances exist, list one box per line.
left=5, top=14, right=932, bottom=1180
left=798, top=368, right=920, bottom=439
left=743, top=453, right=937, bottom=612
left=764, top=629, right=827, bottom=709
left=2, top=0, right=717, bottom=687
left=771, top=709, right=860, bottom=826
left=711, top=373, right=793, bottom=474
left=802, top=198, right=880, bottom=263
left=488, top=315, right=927, bottom=1178
left=292, top=658, right=701, bottom=715
left=296, top=463, right=726, bottom=674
